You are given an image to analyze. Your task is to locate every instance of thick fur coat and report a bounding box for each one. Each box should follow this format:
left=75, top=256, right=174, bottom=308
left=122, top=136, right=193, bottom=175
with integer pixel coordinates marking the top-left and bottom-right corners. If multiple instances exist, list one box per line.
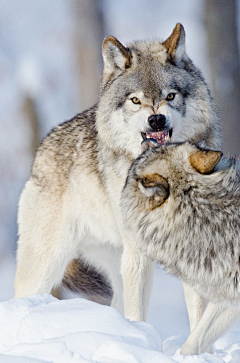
left=121, top=141, right=240, bottom=354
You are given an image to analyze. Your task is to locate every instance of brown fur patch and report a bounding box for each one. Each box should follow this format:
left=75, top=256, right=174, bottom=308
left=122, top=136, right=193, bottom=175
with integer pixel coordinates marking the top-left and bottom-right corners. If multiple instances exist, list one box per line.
left=189, top=150, right=222, bottom=174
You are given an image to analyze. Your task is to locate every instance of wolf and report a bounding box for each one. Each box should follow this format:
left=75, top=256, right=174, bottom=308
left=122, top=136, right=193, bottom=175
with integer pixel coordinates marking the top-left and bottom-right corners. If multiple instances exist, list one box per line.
left=121, top=141, right=240, bottom=354
left=15, top=23, right=221, bottom=323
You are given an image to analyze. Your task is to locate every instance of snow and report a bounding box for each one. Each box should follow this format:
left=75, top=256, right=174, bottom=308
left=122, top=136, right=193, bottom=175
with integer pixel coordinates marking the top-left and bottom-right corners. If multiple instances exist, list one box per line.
left=1, top=267, right=240, bottom=363
left=0, top=294, right=166, bottom=363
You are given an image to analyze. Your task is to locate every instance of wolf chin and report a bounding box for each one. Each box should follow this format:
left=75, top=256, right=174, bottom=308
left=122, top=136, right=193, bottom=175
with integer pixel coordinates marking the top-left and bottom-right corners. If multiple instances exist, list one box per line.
left=15, top=24, right=221, bottom=324
left=121, top=141, right=240, bottom=354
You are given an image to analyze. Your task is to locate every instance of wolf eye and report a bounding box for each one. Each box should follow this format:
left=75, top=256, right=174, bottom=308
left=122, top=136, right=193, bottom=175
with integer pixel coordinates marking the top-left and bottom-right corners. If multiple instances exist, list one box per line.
left=166, top=93, right=175, bottom=101
left=131, top=97, right=141, bottom=104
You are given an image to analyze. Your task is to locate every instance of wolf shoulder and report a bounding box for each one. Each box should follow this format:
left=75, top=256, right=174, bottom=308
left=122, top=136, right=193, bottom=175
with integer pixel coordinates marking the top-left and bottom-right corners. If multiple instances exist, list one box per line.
left=30, top=105, right=99, bottom=191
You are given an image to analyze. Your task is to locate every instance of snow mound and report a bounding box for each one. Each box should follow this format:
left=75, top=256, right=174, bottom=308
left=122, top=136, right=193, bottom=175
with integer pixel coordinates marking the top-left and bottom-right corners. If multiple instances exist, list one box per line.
left=0, top=294, right=239, bottom=363
left=0, top=294, right=166, bottom=363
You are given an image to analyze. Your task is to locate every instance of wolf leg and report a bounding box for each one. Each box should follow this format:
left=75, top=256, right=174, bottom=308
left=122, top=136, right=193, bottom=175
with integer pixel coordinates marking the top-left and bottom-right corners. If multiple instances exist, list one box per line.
left=15, top=250, right=74, bottom=298
left=121, top=242, right=153, bottom=321
left=181, top=301, right=240, bottom=355
left=15, top=233, right=78, bottom=298
left=183, top=283, right=207, bottom=332
left=15, top=183, right=79, bottom=298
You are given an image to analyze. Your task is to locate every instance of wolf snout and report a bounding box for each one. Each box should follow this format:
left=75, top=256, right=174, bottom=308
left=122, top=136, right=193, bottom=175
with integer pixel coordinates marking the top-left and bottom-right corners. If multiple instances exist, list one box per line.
left=148, top=114, right=166, bottom=130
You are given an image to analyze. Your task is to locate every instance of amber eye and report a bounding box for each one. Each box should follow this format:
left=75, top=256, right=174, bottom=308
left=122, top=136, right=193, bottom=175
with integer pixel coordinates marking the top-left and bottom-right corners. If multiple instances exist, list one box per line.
left=131, top=97, right=141, bottom=104
left=166, top=93, right=175, bottom=101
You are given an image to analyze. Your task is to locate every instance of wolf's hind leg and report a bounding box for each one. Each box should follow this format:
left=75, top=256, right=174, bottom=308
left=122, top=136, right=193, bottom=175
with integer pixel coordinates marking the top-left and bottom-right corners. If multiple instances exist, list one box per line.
left=15, top=183, right=78, bottom=298
left=15, top=237, right=77, bottom=298
left=181, top=302, right=240, bottom=355
left=183, top=283, right=207, bottom=332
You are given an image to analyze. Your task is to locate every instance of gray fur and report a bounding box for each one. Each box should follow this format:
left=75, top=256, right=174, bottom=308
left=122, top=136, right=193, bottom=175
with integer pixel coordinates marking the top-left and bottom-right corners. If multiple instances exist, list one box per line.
left=121, top=142, right=240, bottom=353
left=121, top=142, right=240, bottom=304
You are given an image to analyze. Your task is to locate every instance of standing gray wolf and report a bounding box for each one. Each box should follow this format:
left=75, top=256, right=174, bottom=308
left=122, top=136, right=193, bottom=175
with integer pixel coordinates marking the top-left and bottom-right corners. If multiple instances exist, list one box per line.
left=15, top=24, right=221, bottom=323
left=121, top=141, right=240, bottom=354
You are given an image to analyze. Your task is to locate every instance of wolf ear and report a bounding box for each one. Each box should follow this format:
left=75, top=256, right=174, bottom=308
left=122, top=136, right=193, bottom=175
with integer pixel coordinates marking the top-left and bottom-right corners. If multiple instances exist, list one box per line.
left=138, top=174, right=169, bottom=209
left=102, top=36, right=132, bottom=85
left=189, top=150, right=223, bottom=174
left=162, top=23, right=187, bottom=65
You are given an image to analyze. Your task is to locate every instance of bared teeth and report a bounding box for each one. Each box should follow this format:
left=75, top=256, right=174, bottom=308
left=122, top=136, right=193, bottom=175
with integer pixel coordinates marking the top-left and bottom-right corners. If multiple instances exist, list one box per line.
left=146, top=131, right=170, bottom=145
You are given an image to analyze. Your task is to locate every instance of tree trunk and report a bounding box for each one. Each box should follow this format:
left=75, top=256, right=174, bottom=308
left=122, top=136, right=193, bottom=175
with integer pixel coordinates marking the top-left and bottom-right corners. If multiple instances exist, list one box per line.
left=204, top=0, right=240, bottom=155
left=73, top=0, right=104, bottom=111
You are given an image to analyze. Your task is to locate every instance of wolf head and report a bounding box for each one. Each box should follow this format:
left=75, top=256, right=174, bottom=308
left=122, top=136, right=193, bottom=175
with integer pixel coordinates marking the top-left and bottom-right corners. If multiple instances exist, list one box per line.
left=96, top=24, right=221, bottom=159
left=121, top=142, right=222, bottom=213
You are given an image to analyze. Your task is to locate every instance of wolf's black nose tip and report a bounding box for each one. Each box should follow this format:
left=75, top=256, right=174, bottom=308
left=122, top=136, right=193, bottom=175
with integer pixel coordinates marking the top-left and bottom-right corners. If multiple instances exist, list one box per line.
left=148, top=114, right=166, bottom=130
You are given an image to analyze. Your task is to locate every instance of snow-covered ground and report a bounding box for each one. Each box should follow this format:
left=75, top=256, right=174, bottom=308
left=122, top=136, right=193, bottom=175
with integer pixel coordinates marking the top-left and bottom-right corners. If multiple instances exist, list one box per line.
left=1, top=267, right=240, bottom=363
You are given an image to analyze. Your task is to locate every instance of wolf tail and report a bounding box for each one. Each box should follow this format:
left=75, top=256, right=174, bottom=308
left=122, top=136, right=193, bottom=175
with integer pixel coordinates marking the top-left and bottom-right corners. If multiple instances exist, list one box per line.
left=62, top=258, right=113, bottom=305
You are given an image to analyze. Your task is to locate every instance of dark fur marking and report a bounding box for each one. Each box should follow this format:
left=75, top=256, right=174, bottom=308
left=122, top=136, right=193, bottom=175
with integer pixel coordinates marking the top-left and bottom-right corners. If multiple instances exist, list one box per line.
left=117, top=101, right=124, bottom=108
left=229, top=241, right=235, bottom=259
left=62, top=258, right=113, bottom=299
left=234, top=272, right=239, bottom=288
left=209, top=248, right=216, bottom=259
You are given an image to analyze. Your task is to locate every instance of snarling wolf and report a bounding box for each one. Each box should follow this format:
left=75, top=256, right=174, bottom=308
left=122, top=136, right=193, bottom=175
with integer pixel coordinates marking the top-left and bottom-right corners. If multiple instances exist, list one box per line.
left=15, top=24, right=221, bottom=323
left=121, top=141, right=240, bottom=354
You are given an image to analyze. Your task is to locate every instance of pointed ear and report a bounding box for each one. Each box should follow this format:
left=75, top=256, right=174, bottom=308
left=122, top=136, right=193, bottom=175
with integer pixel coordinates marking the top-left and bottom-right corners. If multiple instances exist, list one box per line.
left=189, top=150, right=223, bottom=174
left=102, top=36, right=132, bottom=85
left=162, top=23, right=187, bottom=65
left=138, top=174, right=169, bottom=209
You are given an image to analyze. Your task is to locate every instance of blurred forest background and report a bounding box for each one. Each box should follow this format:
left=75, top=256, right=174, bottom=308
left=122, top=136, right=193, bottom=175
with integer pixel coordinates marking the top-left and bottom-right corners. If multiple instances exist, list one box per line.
left=0, top=0, right=240, bottom=301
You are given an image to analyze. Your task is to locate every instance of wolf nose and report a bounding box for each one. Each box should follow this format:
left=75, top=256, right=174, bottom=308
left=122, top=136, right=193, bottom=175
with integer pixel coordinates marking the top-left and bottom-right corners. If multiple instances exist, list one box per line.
left=148, top=114, right=166, bottom=130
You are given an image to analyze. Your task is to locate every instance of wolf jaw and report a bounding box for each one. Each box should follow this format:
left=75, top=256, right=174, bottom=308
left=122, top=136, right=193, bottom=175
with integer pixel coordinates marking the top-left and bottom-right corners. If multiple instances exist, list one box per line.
left=141, top=128, right=173, bottom=145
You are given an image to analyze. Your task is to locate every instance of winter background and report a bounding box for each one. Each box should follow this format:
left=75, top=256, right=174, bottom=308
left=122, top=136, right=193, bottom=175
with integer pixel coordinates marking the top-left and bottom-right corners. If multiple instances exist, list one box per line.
left=1, top=1, right=240, bottom=362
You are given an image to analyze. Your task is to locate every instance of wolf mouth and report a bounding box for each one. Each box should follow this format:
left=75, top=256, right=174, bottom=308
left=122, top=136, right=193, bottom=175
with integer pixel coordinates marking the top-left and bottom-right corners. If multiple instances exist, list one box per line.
left=141, top=128, right=173, bottom=145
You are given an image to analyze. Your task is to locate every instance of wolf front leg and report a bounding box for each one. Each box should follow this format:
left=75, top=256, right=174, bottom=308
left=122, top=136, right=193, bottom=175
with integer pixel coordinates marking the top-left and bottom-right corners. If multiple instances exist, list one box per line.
left=182, top=283, right=207, bottom=332
left=121, top=241, right=153, bottom=321
left=181, top=301, right=240, bottom=355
